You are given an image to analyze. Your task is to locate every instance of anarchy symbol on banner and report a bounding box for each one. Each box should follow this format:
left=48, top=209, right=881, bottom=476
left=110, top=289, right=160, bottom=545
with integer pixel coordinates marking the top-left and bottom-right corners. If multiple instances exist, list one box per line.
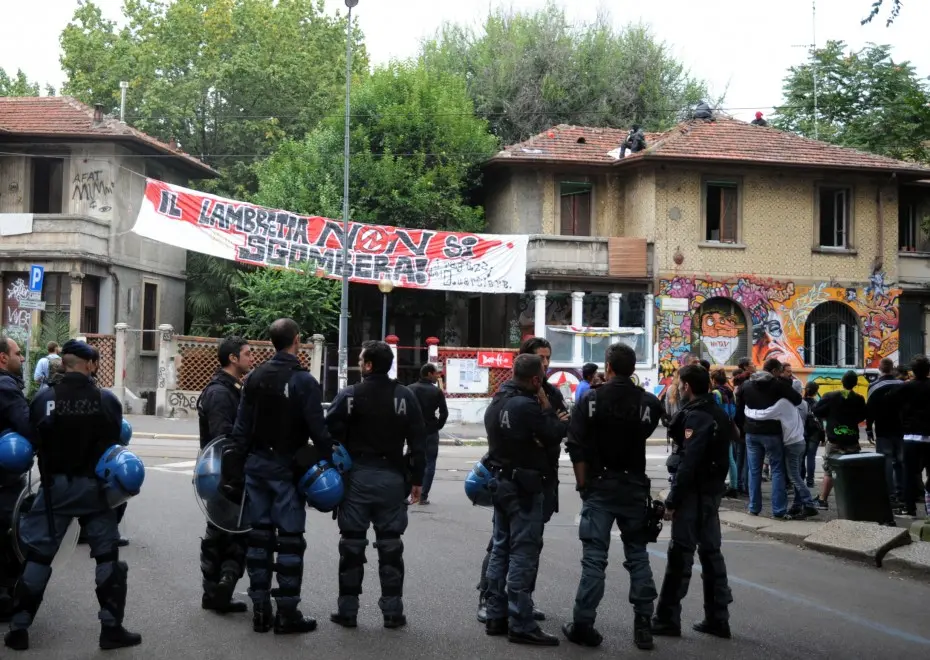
left=357, top=227, right=390, bottom=253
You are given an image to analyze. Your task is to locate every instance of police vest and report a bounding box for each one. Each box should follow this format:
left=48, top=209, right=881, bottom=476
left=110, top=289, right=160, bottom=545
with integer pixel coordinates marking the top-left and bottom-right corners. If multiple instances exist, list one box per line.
left=241, top=360, right=308, bottom=456
left=342, top=376, right=407, bottom=467
left=43, top=377, right=110, bottom=476
left=589, top=383, right=648, bottom=474
left=196, top=372, right=240, bottom=448
left=485, top=389, right=547, bottom=472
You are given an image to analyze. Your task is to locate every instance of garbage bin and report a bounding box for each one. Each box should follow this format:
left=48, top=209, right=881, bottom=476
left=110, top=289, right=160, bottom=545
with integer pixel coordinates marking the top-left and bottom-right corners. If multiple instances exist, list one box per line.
left=833, top=453, right=894, bottom=525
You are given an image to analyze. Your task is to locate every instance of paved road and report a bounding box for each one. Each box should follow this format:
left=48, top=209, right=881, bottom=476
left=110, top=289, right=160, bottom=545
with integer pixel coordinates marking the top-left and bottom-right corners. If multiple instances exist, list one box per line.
left=17, top=438, right=930, bottom=658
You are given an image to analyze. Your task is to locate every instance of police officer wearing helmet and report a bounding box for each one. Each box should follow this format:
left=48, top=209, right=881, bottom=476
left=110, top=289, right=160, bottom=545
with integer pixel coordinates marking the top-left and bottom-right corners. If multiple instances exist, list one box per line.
left=483, top=353, right=567, bottom=646
left=325, top=340, right=426, bottom=630
left=196, top=336, right=253, bottom=614
left=652, top=364, right=733, bottom=640
left=6, top=340, right=140, bottom=652
left=565, top=342, right=663, bottom=650
left=0, top=336, right=31, bottom=622
left=229, top=318, right=333, bottom=635
left=476, top=336, right=567, bottom=625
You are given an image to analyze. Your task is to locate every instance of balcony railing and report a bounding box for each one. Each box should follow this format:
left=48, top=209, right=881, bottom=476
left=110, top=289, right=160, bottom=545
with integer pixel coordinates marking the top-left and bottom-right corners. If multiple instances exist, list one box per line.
left=526, top=234, right=653, bottom=279
left=0, top=214, right=109, bottom=259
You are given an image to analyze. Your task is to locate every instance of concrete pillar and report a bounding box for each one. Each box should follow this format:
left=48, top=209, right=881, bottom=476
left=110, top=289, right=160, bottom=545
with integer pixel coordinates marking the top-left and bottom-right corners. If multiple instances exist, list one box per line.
left=608, top=292, right=622, bottom=330
left=426, top=336, right=440, bottom=363
left=572, top=291, right=585, bottom=364
left=155, top=323, right=173, bottom=416
left=69, top=274, right=83, bottom=335
left=644, top=293, right=656, bottom=366
left=311, top=334, right=325, bottom=382
left=533, top=290, right=548, bottom=338
left=386, top=334, right=399, bottom=380
left=114, top=322, right=128, bottom=407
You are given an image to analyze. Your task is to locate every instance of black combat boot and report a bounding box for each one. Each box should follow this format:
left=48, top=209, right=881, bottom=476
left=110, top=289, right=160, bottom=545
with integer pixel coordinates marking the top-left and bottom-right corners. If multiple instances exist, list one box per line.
left=330, top=612, right=358, bottom=628
left=203, top=574, right=248, bottom=613
left=476, top=594, right=488, bottom=623
left=383, top=614, right=407, bottom=629
left=650, top=616, right=681, bottom=637
left=253, top=600, right=273, bottom=633
left=508, top=626, right=559, bottom=646
left=693, top=619, right=731, bottom=639
left=485, top=618, right=508, bottom=636
left=274, top=609, right=317, bottom=634
left=0, top=589, right=13, bottom=623
left=562, top=621, right=603, bottom=647
left=4, top=629, right=28, bottom=651
left=532, top=606, right=546, bottom=621
left=99, top=625, right=142, bottom=650
left=634, top=615, right=654, bottom=650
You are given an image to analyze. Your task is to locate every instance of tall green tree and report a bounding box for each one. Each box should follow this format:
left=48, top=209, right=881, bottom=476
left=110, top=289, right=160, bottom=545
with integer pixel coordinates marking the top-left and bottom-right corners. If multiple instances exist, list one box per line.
left=773, top=41, right=930, bottom=163
left=419, top=2, right=711, bottom=145
left=0, top=68, right=47, bottom=96
left=255, top=61, right=499, bottom=232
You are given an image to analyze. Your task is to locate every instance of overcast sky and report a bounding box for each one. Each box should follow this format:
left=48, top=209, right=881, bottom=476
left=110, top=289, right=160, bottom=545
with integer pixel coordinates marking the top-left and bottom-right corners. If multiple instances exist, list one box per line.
left=2, top=0, right=928, bottom=123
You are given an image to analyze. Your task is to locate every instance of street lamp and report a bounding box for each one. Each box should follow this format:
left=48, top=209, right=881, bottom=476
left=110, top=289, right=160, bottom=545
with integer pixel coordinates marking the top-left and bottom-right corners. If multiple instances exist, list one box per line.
left=337, top=0, right=359, bottom=391
left=378, top=278, right=394, bottom=340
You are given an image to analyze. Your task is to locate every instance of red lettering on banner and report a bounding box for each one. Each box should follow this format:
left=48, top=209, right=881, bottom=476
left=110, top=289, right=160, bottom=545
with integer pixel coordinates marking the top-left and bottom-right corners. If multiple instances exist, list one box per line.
left=477, top=351, right=514, bottom=369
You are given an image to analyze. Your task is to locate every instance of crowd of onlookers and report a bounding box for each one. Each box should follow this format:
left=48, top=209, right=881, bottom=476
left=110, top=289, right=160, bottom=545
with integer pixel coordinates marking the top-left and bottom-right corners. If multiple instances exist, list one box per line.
left=657, top=355, right=930, bottom=521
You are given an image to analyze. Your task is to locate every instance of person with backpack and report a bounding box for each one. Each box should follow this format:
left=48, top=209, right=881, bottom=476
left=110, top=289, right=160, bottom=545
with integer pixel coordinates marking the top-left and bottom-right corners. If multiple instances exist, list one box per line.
left=799, top=382, right=823, bottom=489
left=710, top=368, right=738, bottom=498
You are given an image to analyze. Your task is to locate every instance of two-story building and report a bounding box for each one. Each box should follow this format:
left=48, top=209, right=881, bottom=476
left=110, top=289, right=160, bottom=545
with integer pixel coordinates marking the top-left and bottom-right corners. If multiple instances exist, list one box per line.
left=480, top=116, right=930, bottom=396
left=0, top=96, right=217, bottom=395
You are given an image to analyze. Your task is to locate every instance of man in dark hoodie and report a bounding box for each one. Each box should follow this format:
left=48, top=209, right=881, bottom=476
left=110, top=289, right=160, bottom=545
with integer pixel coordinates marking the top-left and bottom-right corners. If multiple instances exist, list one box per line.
left=812, top=371, right=867, bottom=510
left=885, top=355, right=930, bottom=517
left=734, top=358, right=802, bottom=517
left=0, top=337, right=31, bottom=621
left=866, top=358, right=904, bottom=505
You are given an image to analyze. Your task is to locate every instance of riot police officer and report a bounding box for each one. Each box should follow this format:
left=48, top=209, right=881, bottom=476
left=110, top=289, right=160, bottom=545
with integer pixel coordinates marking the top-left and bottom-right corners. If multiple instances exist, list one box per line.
left=325, top=340, right=426, bottom=629
left=0, top=337, right=30, bottom=622
left=483, top=353, right=566, bottom=646
left=476, top=336, right=567, bottom=624
left=6, top=340, right=141, bottom=651
left=197, top=336, right=253, bottom=613
left=565, top=342, right=663, bottom=650
left=652, top=364, right=733, bottom=640
left=229, top=318, right=333, bottom=635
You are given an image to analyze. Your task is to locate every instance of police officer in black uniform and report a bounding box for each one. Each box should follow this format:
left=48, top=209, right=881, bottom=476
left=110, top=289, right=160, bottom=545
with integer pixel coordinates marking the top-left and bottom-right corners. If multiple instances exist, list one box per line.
left=0, top=337, right=30, bottom=622
left=326, top=340, right=426, bottom=629
left=565, top=342, right=663, bottom=650
left=197, top=336, right=253, bottom=613
left=483, top=353, right=567, bottom=646
left=652, top=364, right=733, bottom=640
left=476, top=336, right=567, bottom=624
left=230, top=318, right=333, bottom=635
left=6, top=340, right=141, bottom=651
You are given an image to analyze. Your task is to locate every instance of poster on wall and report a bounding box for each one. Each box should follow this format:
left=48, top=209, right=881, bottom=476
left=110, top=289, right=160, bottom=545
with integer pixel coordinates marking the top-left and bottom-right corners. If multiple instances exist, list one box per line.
left=445, top=358, right=489, bottom=394
left=131, top=179, right=529, bottom=294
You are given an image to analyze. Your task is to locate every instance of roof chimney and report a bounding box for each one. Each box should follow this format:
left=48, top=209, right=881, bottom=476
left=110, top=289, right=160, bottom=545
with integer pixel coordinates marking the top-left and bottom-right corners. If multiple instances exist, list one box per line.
left=93, top=103, right=104, bottom=125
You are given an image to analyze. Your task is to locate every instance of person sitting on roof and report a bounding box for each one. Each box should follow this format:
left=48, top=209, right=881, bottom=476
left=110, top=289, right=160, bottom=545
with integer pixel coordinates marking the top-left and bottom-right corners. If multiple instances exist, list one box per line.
left=751, top=111, right=768, bottom=127
left=619, top=124, right=646, bottom=158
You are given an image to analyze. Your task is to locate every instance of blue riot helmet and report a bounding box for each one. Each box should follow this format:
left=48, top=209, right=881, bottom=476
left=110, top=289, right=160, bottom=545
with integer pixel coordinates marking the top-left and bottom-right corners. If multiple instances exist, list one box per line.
left=95, top=445, right=146, bottom=507
left=0, top=430, right=35, bottom=473
left=299, top=461, right=344, bottom=512
left=119, top=419, right=133, bottom=446
left=464, top=460, right=493, bottom=506
left=330, top=443, right=353, bottom=474
left=194, top=447, right=222, bottom=501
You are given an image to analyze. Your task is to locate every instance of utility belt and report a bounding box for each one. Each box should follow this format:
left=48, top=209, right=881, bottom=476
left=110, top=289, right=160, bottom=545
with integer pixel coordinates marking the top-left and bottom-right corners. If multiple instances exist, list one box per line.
left=588, top=468, right=650, bottom=489
left=490, top=465, right=546, bottom=496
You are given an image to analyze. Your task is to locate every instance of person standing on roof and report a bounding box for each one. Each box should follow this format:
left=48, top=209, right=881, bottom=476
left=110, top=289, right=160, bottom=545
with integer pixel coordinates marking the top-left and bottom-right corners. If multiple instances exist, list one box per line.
left=751, top=112, right=768, bottom=127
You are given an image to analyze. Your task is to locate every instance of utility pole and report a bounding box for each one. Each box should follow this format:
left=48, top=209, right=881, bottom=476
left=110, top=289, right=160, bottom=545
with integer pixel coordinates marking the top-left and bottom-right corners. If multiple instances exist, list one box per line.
left=792, top=0, right=819, bottom=139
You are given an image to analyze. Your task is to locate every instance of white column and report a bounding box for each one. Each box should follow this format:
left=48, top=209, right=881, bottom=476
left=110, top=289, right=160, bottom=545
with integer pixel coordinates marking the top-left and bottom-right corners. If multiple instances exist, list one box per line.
left=154, top=323, right=173, bottom=417
left=311, top=334, right=325, bottom=382
left=426, top=337, right=439, bottom=363
left=533, top=290, right=548, bottom=338
left=386, top=335, right=399, bottom=380
left=572, top=291, right=585, bottom=364
left=644, top=293, right=656, bottom=367
left=69, top=275, right=83, bottom=335
left=114, top=322, right=128, bottom=407
left=608, top=292, right=622, bottom=330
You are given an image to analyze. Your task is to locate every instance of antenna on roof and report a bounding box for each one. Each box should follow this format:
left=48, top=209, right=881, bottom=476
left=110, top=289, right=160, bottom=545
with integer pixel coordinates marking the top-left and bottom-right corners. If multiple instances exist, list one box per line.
left=119, top=81, right=129, bottom=122
left=793, top=0, right=819, bottom=139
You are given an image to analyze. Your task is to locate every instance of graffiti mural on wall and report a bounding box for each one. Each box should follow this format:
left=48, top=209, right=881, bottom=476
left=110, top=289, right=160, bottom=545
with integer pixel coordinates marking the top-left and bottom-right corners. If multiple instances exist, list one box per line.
left=656, top=274, right=901, bottom=390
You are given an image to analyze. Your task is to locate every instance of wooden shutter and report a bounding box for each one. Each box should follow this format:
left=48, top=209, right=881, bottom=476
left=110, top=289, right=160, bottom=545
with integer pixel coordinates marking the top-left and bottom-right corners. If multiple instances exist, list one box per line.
left=608, top=237, right=647, bottom=278
left=720, top=186, right=738, bottom=243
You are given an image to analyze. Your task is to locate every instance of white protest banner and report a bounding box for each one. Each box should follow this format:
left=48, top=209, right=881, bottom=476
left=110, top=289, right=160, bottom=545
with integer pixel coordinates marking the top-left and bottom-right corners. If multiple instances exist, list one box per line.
left=132, top=179, right=528, bottom=294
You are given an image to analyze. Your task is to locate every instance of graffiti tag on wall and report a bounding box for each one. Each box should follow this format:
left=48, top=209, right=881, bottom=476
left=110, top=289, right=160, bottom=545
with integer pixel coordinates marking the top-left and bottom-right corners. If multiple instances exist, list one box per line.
left=71, top=161, right=115, bottom=216
left=3, top=277, right=33, bottom=344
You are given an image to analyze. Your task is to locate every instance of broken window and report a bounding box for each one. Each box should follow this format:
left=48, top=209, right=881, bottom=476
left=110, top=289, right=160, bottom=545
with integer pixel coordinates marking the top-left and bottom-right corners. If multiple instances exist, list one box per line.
left=559, top=182, right=592, bottom=236
left=818, top=186, right=851, bottom=248
left=704, top=182, right=739, bottom=243
left=31, top=157, right=64, bottom=214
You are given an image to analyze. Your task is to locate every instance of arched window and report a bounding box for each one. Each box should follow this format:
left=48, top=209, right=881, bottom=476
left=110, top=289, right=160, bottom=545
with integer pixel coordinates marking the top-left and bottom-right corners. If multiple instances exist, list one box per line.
left=804, top=302, right=861, bottom=367
left=692, top=298, right=751, bottom=367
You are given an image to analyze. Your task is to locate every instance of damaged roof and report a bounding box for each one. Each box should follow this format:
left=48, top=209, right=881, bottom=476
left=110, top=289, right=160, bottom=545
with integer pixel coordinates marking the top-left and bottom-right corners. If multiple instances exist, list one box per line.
left=0, top=96, right=218, bottom=178
left=489, top=117, right=930, bottom=176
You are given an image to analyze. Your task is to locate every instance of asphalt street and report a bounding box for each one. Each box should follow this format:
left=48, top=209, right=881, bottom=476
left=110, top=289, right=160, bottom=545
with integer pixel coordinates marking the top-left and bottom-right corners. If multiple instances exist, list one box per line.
left=14, top=439, right=930, bottom=659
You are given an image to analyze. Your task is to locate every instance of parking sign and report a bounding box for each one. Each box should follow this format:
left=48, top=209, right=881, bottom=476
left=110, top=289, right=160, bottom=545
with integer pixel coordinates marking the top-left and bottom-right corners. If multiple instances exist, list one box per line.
left=29, top=265, right=44, bottom=292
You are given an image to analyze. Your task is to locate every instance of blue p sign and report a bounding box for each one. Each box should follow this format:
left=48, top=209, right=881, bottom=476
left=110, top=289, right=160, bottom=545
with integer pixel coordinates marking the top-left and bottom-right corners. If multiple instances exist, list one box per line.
left=29, top=265, right=44, bottom=293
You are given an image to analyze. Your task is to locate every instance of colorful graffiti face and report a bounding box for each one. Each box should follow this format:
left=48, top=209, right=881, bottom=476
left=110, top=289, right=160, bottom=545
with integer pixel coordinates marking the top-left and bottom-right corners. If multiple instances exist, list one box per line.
left=656, top=274, right=900, bottom=391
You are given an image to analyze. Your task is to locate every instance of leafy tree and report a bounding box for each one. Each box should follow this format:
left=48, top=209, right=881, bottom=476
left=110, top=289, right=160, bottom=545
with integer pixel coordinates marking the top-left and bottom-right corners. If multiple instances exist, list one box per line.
left=862, top=0, right=902, bottom=26
left=255, top=60, right=498, bottom=233
left=773, top=41, right=930, bottom=163
left=222, top=267, right=340, bottom=340
left=0, top=68, right=44, bottom=96
left=419, top=2, right=711, bottom=145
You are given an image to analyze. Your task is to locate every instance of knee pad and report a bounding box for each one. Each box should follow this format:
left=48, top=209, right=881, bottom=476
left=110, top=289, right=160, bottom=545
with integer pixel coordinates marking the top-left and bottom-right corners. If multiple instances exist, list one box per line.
left=95, top=560, right=129, bottom=624
left=272, top=531, right=305, bottom=597
left=373, top=532, right=403, bottom=565
left=275, top=530, right=306, bottom=557
left=338, top=532, right=368, bottom=597
left=246, top=524, right=275, bottom=551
